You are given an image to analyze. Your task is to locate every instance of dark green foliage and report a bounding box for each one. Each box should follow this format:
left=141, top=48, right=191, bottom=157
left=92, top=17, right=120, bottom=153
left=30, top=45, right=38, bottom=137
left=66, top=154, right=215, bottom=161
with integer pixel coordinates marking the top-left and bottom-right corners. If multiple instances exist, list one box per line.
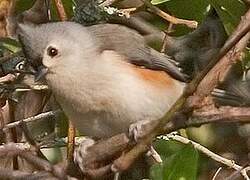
left=157, top=0, right=210, bottom=36
left=209, top=0, right=247, bottom=34
left=0, top=38, right=21, bottom=53
left=16, top=0, right=35, bottom=13
left=72, top=0, right=110, bottom=25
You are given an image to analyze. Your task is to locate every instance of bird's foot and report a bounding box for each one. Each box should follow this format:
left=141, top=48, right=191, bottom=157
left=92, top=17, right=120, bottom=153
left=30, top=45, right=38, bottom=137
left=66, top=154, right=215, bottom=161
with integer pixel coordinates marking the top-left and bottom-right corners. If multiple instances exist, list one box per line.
left=129, top=120, right=156, bottom=142
left=74, top=138, right=95, bottom=173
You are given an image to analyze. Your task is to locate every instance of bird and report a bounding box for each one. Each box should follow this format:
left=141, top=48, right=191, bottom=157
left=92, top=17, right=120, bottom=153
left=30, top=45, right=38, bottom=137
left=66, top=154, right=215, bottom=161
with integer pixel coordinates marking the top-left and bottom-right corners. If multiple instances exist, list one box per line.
left=164, top=8, right=227, bottom=79
left=17, top=22, right=186, bottom=179
left=18, top=21, right=185, bottom=139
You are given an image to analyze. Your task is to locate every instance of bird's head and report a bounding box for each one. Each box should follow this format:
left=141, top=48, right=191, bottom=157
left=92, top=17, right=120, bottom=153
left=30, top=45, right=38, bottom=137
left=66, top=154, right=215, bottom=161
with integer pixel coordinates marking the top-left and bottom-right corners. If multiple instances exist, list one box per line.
left=18, top=22, right=98, bottom=81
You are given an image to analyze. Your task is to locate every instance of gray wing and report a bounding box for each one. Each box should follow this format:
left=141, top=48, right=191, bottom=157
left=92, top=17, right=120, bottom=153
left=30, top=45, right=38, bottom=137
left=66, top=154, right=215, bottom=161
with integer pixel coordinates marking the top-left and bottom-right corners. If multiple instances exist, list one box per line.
left=87, top=24, right=187, bottom=82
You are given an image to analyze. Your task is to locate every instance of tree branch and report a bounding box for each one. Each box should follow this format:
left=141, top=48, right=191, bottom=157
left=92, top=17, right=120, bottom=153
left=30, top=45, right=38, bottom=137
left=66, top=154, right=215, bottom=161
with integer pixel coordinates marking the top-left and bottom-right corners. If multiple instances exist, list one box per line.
left=0, top=167, right=55, bottom=179
left=1, top=110, right=61, bottom=132
left=0, top=142, right=33, bottom=156
left=53, top=0, right=67, bottom=21
left=191, top=105, right=250, bottom=125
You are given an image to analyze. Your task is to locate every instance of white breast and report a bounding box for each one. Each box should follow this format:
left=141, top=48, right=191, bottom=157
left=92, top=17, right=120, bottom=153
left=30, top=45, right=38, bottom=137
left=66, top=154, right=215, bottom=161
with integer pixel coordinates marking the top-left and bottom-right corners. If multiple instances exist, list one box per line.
left=47, top=51, right=184, bottom=138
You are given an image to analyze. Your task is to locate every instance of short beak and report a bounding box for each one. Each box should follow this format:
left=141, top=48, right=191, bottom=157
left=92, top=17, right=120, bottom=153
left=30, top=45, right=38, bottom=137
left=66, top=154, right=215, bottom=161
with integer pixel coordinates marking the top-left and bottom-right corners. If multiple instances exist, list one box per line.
left=35, top=65, right=48, bottom=82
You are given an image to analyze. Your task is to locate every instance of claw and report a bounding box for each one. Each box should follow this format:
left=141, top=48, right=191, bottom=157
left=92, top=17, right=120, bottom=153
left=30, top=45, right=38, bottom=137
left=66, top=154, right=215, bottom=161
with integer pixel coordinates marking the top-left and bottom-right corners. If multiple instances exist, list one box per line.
left=129, top=120, right=152, bottom=142
left=74, top=138, right=95, bottom=173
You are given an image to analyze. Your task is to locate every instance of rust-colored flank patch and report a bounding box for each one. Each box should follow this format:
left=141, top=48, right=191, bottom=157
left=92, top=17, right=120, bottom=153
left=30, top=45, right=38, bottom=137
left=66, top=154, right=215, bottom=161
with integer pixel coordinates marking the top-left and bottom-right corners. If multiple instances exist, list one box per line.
left=122, top=61, right=175, bottom=89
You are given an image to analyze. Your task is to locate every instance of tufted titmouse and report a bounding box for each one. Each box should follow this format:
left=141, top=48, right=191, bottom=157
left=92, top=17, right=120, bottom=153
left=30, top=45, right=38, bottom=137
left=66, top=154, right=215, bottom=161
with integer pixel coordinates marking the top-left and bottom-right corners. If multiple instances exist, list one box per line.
left=18, top=21, right=185, bottom=138
left=165, top=8, right=227, bottom=79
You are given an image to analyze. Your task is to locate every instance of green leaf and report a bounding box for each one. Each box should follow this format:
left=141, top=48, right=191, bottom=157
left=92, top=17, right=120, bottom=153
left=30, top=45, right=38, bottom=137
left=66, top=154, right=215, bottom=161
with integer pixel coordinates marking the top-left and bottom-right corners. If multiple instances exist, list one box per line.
left=16, top=0, right=35, bottom=13
left=209, top=0, right=247, bottom=34
left=151, top=163, right=164, bottom=180
left=0, top=38, right=21, bottom=53
left=62, top=0, right=74, bottom=17
left=150, top=0, right=246, bottom=36
left=151, top=142, right=199, bottom=180
left=153, top=139, right=185, bottom=160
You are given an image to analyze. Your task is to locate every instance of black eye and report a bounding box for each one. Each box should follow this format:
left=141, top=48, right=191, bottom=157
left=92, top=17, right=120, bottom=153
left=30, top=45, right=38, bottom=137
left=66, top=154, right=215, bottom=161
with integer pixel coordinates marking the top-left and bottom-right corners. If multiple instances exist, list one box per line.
left=47, top=46, right=58, bottom=57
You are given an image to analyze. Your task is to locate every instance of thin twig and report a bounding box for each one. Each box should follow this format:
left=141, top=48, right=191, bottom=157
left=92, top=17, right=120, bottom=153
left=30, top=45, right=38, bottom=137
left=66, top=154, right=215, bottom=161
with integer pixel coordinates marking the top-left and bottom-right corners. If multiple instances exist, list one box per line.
left=161, top=23, right=174, bottom=53
left=99, top=0, right=120, bottom=7
left=191, top=105, right=250, bottom=125
left=226, top=166, right=250, bottom=180
left=146, top=146, right=162, bottom=163
left=0, top=143, right=66, bottom=178
left=117, top=8, right=137, bottom=18
left=0, top=167, right=54, bottom=179
left=0, top=142, right=33, bottom=156
left=67, top=121, right=75, bottom=165
left=212, top=167, right=222, bottom=180
left=1, top=110, right=61, bottom=132
left=53, top=0, right=67, bottom=21
left=27, top=84, right=49, bottom=90
left=20, top=152, right=53, bottom=172
left=141, top=0, right=197, bottom=28
left=20, top=152, right=67, bottom=179
left=7, top=100, right=18, bottom=170
left=20, top=120, right=48, bottom=160
left=161, top=134, right=250, bottom=180
left=114, top=172, right=120, bottom=180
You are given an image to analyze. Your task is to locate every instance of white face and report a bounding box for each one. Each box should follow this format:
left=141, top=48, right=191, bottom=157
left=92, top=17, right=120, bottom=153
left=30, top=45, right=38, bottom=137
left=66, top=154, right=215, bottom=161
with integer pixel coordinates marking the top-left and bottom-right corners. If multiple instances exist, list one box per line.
left=42, top=38, right=79, bottom=74
left=42, top=35, right=99, bottom=73
left=24, top=21, right=101, bottom=81
left=43, top=43, right=61, bottom=69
